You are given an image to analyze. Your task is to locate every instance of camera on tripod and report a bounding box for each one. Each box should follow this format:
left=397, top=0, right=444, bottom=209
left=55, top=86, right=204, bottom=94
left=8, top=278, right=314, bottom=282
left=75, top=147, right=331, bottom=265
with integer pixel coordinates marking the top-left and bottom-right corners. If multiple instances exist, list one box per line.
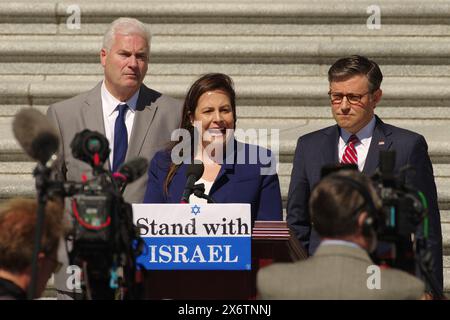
left=12, top=109, right=146, bottom=299
left=58, top=129, right=145, bottom=300
left=368, top=151, right=427, bottom=272
left=321, top=150, right=441, bottom=298
left=371, top=151, right=444, bottom=298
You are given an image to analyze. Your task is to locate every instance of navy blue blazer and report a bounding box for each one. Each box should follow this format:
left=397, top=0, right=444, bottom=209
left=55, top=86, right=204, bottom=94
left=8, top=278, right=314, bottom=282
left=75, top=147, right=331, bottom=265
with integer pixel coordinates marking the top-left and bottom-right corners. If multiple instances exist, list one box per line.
left=287, top=116, right=443, bottom=290
left=143, top=141, right=283, bottom=222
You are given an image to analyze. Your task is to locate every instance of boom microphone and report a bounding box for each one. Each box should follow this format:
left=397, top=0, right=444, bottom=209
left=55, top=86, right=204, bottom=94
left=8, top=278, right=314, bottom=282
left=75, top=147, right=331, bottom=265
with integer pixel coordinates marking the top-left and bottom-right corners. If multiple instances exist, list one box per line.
left=12, top=108, right=59, bottom=164
left=180, top=162, right=204, bottom=203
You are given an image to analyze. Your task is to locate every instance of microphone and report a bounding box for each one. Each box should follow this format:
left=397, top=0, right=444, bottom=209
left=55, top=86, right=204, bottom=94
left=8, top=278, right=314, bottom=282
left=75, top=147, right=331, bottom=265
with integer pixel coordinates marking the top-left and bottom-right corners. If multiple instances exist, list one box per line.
left=113, top=157, right=149, bottom=185
left=180, top=162, right=204, bottom=203
left=12, top=108, right=59, bottom=164
left=192, top=183, right=215, bottom=203
left=12, top=108, right=60, bottom=300
left=112, top=157, right=149, bottom=193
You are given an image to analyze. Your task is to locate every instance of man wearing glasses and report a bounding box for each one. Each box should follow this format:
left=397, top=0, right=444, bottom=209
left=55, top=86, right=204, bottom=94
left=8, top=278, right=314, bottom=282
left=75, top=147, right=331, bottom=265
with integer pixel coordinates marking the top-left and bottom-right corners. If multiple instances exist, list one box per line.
left=287, top=55, right=443, bottom=293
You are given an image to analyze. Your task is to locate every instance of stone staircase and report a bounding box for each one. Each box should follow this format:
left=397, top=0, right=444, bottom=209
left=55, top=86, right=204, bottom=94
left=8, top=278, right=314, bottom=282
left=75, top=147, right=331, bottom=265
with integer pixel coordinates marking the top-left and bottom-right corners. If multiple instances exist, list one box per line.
left=1, top=0, right=449, bottom=294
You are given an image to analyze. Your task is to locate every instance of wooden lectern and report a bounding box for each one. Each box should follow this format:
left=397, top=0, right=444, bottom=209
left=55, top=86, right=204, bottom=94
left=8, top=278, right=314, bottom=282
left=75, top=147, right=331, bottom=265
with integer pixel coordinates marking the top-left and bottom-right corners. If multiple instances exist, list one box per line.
left=141, top=221, right=307, bottom=299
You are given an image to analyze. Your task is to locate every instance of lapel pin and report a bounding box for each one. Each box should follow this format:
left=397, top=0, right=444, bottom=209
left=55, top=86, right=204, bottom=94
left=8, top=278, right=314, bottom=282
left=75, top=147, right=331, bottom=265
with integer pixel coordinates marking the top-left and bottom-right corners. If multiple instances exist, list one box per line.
left=378, top=141, right=385, bottom=145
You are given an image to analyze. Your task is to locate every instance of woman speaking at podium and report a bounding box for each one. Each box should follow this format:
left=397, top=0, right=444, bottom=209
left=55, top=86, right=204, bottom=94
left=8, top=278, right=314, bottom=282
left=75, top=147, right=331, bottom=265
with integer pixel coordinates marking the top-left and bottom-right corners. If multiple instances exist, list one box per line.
left=143, top=73, right=282, bottom=222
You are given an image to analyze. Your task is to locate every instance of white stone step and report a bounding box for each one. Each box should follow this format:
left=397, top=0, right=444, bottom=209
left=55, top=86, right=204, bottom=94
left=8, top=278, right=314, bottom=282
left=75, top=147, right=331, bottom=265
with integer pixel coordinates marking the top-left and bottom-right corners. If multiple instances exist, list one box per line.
left=441, top=210, right=450, bottom=223
left=5, top=162, right=450, bottom=180
left=1, top=161, right=449, bottom=206
left=278, top=176, right=450, bottom=207
left=1, top=35, right=450, bottom=64
left=3, top=102, right=450, bottom=121
left=5, top=23, right=450, bottom=37
left=278, top=164, right=450, bottom=208
left=3, top=63, right=450, bottom=78
left=1, top=1, right=449, bottom=25
left=277, top=163, right=450, bottom=178
left=1, top=115, right=449, bottom=162
left=237, top=106, right=450, bottom=120
left=4, top=103, right=448, bottom=122
left=2, top=76, right=450, bottom=106
left=234, top=118, right=450, bottom=162
left=443, top=223, right=450, bottom=253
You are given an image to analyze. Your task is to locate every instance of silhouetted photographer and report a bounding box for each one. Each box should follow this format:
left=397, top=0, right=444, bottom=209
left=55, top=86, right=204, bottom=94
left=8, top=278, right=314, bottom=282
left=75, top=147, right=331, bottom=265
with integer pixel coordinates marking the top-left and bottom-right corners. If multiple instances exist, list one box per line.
left=258, top=170, right=426, bottom=299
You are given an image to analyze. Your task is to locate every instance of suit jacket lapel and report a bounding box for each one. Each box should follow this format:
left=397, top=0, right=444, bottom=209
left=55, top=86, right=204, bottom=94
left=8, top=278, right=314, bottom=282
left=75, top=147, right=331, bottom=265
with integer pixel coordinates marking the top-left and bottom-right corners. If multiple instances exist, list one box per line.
left=126, top=85, right=158, bottom=160
left=322, top=125, right=340, bottom=165
left=362, top=116, right=393, bottom=175
left=82, top=82, right=105, bottom=134
left=209, top=139, right=238, bottom=195
left=81, top=82, right=110, bottom=170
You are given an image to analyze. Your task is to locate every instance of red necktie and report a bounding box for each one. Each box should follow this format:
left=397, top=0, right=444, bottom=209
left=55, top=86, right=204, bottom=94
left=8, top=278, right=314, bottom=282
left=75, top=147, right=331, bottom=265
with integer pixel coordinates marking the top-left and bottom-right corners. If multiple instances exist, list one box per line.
left=341, top=134, right=358, bottom=165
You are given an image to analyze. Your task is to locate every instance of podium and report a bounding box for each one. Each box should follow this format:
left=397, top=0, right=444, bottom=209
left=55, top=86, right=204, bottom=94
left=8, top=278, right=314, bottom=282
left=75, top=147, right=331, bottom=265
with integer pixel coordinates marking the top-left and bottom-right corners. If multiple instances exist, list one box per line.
left=141, top=221, right=307, bottom=299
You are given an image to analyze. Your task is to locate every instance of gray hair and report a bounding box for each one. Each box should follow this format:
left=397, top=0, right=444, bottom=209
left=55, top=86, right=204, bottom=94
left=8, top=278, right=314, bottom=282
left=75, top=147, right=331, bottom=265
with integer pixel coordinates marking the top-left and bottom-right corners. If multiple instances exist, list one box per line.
left=102, top=17, right=151, bottom=54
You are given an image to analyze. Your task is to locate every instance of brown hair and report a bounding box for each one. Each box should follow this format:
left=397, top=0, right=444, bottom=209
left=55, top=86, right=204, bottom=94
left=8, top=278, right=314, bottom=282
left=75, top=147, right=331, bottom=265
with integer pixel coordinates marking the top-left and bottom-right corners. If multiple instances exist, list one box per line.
left=328, top=55, right=383, bottom=92
left=163, top=73, right=237, bottom=193
left=309, top=170, right=381, bottom=238
left=0, top=198, right=64, bottom=273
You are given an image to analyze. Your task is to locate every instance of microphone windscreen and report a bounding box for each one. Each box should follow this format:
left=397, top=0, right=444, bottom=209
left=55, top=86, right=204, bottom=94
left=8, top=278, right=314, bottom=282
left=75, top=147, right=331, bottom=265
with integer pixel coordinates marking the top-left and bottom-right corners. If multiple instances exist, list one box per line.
left=118, top=157, right=149, bottom=182
left=185, top=162, right=204, bottom=181
left=12, top=108, right=59, bottom=163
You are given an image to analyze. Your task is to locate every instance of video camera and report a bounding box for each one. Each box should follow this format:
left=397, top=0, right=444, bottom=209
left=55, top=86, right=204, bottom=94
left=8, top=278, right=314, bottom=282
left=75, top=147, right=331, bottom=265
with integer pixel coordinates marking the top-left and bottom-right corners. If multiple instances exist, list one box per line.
left=370, top=151, right=426, bottom=270
left=13, top=109, right=146, bottom=299
left=322, top=150, right=441, bottom=298
left=370, top=151, right=444, bottom=298
left=58, top=129, right=145, bottom=300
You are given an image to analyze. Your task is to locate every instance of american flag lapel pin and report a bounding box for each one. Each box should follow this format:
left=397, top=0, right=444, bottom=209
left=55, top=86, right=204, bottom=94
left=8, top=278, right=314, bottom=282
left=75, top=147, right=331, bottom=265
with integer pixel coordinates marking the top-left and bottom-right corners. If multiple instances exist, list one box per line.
left=378, top=140, right=385, bottom=146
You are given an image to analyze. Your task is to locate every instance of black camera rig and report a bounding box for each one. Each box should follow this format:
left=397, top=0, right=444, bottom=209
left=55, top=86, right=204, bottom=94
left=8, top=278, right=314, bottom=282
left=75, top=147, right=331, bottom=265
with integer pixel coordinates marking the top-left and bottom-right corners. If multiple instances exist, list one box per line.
left=50, top=130, right=144, bottom=299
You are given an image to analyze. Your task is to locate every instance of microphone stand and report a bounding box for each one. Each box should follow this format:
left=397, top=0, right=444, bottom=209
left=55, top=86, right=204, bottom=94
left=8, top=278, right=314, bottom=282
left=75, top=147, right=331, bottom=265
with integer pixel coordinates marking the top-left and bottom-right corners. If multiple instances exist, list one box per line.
left=192, top=183, right=215, bottom=203
left=28, top=162, right=52, bottom=299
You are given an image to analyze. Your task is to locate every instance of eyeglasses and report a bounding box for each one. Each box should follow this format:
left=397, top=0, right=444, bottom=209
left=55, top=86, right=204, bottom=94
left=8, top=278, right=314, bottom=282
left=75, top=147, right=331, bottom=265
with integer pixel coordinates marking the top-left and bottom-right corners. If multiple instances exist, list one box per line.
left=328, top=91, right=371, bottom=105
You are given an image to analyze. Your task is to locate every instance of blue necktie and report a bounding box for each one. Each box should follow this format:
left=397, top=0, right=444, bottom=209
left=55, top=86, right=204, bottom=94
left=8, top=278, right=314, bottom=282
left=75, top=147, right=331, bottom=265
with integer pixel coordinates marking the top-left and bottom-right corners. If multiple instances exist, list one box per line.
left=112, top=104, right=128, bottom=172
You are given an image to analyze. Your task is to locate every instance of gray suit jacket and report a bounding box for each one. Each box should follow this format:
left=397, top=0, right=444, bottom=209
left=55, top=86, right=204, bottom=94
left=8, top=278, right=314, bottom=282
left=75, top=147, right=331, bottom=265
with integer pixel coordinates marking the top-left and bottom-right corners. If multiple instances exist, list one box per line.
left=47, top=82, right=182, bottom=294
left=47, top=81, right=183, bottom=203
left=257, top=244, right=425, bottom=300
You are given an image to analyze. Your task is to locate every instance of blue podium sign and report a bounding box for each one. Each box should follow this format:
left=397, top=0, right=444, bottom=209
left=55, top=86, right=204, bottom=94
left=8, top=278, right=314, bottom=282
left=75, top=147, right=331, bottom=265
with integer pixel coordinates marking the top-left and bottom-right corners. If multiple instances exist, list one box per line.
left=132, top=204, right=252, bottom=270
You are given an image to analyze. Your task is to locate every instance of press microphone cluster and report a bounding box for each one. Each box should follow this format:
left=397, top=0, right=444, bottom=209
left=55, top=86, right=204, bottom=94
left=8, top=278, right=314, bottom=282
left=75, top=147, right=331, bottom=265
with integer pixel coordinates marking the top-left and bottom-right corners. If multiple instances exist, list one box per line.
left=11, top=108, right=147, bottom=300
left=12, top=108, right=149, bottom=190
left=180, top=162, right=205, bottom=203
left=11, top=107, right=62, bottom=299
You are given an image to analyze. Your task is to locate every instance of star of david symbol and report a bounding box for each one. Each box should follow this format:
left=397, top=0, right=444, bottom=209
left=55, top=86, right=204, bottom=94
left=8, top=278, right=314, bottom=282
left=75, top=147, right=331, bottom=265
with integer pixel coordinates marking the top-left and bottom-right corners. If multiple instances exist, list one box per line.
left=191, top=205, right=201, bottom=215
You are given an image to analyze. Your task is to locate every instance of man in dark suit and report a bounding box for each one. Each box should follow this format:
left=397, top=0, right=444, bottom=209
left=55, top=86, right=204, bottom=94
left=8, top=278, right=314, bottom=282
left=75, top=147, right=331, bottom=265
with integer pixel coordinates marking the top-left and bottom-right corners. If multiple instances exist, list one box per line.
left=286, top=55, right=443, bottom=292
left=47, top=17, right=182, bottom=298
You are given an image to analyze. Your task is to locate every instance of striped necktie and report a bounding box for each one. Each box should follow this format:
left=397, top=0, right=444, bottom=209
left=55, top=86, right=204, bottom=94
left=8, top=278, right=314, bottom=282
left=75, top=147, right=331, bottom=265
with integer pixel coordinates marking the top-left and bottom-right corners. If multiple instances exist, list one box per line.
left=341, top=134, right=358, bottom=165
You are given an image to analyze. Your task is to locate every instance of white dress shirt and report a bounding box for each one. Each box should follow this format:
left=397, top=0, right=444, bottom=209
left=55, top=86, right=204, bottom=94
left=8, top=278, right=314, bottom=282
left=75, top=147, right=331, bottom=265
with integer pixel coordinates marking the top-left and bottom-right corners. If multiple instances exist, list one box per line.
left=101, top=81, right=139, bottom=168
left=338, top=116, right=376, bottom=171
left=321, top=239, right=362, bottom=250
